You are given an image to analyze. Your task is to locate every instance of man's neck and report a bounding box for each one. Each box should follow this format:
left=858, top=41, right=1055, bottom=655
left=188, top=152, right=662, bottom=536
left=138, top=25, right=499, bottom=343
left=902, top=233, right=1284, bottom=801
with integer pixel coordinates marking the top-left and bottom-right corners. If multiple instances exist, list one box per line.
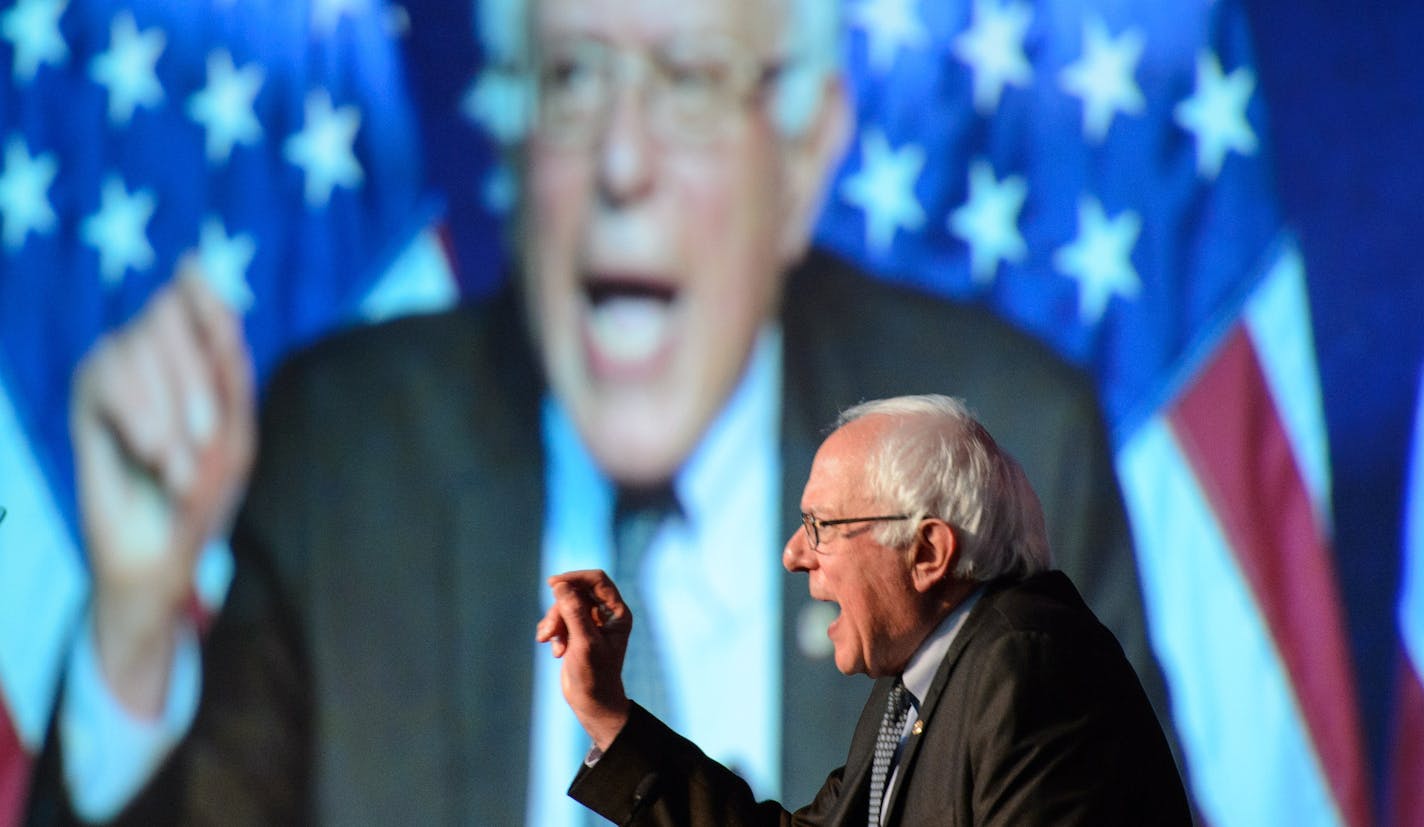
left=898, top=583, right=987, bottom=698
left=926, top=576, right=981, bottom=632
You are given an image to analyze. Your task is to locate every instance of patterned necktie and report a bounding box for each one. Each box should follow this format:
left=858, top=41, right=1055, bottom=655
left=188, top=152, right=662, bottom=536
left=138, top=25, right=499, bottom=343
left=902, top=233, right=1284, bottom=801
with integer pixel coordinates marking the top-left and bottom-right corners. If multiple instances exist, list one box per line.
left=869, top=678, right=913, bottom=827
left=612, top=487, right=679, bottom=725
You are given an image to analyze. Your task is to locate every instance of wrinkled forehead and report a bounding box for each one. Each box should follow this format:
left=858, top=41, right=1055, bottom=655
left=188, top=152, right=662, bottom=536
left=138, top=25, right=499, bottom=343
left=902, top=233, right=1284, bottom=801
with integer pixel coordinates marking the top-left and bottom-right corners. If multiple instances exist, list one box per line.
left=805, top=419, right=885, bottom=508
left=531, top=0, right=787, bottom=51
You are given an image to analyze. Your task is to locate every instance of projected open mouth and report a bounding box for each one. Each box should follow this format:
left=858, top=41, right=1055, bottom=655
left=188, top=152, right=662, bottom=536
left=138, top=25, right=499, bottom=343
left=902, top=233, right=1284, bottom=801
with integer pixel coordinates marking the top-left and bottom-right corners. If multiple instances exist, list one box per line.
left=582, top=275, right=679, bottom=376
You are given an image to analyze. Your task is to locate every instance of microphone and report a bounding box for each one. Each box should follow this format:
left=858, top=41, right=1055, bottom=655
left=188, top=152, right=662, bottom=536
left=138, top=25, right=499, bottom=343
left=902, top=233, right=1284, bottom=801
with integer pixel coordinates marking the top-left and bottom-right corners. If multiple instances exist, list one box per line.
left=620, top=771, right=661, bottom=827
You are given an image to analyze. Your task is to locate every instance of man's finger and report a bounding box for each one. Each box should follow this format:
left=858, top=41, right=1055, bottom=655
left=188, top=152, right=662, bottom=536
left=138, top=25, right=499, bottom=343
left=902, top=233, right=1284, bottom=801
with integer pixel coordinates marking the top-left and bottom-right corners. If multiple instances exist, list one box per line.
left=173, top=262, right=257, bottom=541
left=535, top=602, right=569, bottom=657
left=535, top=602, right=563, bottom=642
left=176, top=258, right=244, bottom=355
left=104, top=330, right=171, bottom=474
left=147, top=289, right=210, bottom=494
left=548, top=569, right=629, bottom=631
left=550, top=580, right=599, bottom=643
left=177, top=263, right=253, bottom=424
left=586, top=576, right=627, bottom=627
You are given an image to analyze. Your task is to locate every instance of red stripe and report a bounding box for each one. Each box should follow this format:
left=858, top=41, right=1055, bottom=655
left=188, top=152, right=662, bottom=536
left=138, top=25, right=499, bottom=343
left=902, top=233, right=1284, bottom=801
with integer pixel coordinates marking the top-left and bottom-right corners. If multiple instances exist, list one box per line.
left=1168, top=326, right=1370, bottom=827
left=0, top=692, right=30, bottom=827
left=1389, top=654, right=1424, bottom=827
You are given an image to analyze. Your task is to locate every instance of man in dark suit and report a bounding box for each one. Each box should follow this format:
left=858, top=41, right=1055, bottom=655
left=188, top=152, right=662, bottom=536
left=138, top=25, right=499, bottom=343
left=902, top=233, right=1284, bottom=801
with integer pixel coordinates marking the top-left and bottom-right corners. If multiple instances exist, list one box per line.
left=46, top=0, right=1175, bottom=822
left=540, top=395, right=1190, bottom=825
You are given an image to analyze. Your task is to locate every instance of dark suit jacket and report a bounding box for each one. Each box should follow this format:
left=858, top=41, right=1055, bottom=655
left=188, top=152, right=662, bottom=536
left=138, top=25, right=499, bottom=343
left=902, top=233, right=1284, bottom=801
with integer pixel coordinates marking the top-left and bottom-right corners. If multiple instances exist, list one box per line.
left=30, top=249, right=1176, bottom=824
left=569, top=571, right=1191, bottom=827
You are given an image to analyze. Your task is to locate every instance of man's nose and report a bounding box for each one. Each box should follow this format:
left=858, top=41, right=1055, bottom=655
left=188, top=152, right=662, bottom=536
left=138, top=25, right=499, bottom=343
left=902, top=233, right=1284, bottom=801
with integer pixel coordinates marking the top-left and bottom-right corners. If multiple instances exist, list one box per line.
left=783, top=527, right=816, bottom=573
left=595, top=81, right=655, bottom=206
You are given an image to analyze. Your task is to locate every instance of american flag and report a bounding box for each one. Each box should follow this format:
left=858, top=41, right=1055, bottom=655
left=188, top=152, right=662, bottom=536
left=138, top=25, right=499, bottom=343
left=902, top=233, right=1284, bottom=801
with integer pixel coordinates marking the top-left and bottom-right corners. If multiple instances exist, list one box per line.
left=0, top=0, right=1388, bottom=825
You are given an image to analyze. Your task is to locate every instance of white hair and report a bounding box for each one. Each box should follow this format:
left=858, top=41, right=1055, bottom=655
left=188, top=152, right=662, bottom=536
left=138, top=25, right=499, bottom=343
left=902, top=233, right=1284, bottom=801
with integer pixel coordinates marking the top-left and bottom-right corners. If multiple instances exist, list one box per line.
left=469, top=0, right=842, bottom=140
left=836, top=395, right=1053, bottom=582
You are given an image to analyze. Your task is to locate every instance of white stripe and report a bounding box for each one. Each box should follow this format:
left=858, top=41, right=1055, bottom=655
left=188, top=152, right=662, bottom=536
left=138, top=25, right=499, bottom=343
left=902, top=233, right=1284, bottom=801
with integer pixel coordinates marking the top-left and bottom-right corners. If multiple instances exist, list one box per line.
left=0, top=376, right=88, bottom=750
left=1400, top=363, right=1424, bottom=675
left=1119, top=418, right=1344, bottom=827
left=1243, top=239, right=1332, bottom=527
left=359, top=225, right=460, bottom=323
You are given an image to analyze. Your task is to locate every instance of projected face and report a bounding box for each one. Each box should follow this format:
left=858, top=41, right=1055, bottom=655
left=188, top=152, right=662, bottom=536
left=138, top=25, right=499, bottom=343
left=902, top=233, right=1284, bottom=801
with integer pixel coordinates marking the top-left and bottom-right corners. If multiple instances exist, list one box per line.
left=517, top=0, right=840, bottom=486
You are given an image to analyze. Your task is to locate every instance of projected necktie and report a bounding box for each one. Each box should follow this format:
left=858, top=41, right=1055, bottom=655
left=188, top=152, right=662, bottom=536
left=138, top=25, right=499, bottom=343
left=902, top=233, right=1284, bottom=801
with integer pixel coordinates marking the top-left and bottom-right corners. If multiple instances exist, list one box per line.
left=612, top=487, right=679, bottom=725
left=869, top=679, right=912, bottom=826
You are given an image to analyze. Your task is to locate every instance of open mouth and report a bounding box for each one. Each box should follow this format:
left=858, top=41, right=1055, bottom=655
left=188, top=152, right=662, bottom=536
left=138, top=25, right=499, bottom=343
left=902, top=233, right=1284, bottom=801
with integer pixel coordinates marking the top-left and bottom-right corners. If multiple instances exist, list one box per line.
left=810, top=593, right=842, bottom=634
left=582, top=275, right=679, bottom=372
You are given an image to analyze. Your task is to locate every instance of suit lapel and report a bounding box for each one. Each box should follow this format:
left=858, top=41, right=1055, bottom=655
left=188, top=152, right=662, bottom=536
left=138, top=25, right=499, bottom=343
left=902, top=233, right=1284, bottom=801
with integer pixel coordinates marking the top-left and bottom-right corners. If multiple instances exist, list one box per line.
left=880, top=584, right=1003, bottom=822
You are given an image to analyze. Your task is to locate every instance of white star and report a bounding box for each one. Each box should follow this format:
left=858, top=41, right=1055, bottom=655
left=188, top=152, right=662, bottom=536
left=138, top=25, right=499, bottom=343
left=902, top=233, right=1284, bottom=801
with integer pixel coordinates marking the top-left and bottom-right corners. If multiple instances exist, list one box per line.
left=1058, top=18, right=1145, bottom=143
left=197, top=217, right=256, bottom=312
left=312, top=0, right=368, bottom=34
left=0, top=137, right=59, bottom=251
left=850, top=0, right=930, bottom=74
left=81, top=175, right=156, bottom=285
left=840, top=129, right=925, bottom=254
left=88, top=11, right=166, bottom=127
left=949, top=159, right=1027, bottom=285
left=464, top=68, right=531, bottom=144
left=1053, top=196, right=1142, bottom=324
left=1174, top=51, right=1258, bottom=179
left=283, top=89, right=363, bottom=209
left=952, top=0, right=1034, bottom=115
left=1, top=0, right=69, bottom=83
left=187, top=49, right=265, bottom=164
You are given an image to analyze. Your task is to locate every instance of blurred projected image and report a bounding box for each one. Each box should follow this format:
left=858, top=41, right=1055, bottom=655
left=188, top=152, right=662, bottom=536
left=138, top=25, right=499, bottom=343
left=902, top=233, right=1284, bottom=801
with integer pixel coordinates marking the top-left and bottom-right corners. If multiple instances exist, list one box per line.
left=6, top=0, right=1362, bottom=823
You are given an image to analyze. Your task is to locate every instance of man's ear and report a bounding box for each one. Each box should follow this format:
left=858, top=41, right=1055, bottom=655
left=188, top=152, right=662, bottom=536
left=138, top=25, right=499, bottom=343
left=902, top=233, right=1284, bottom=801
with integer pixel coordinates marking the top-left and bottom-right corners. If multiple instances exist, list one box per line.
left=778, top=77, right=852, bottom=263
left=910, top=518, right=957, bottom=594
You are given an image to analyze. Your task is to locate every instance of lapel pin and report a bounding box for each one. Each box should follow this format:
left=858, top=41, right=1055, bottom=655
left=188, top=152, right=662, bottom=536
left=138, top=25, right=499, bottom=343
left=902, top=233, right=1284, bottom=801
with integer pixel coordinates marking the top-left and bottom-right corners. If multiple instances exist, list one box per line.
left=912, top=720, right=924, bottom=736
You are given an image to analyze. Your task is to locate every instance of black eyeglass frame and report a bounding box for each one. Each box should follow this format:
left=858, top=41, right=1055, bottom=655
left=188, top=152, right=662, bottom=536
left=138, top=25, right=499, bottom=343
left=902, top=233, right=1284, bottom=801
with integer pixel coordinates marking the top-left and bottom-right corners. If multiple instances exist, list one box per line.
left=799, top=512, right=911, bottom=550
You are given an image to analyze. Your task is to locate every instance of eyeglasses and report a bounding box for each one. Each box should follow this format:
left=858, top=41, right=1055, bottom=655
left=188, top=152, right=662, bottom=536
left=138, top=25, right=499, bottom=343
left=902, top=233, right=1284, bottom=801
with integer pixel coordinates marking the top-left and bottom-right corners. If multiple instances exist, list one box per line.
left=800, top=512, right=911, bottom=551
left=533, top=35, right=785, bottom=148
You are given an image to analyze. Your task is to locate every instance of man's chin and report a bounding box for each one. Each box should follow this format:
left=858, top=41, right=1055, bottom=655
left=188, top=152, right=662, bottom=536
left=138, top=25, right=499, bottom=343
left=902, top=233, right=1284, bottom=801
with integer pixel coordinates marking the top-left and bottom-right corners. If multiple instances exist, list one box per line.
left=584, top=428, right=696, bottom=488
left=831, top=651, right=862, bottom=677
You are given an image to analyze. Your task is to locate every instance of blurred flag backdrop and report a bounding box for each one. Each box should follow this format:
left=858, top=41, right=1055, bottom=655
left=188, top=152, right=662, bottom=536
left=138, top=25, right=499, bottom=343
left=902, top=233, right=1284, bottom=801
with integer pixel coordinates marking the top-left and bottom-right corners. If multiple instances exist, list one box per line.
left=0, top=0, right=1398, bottom=825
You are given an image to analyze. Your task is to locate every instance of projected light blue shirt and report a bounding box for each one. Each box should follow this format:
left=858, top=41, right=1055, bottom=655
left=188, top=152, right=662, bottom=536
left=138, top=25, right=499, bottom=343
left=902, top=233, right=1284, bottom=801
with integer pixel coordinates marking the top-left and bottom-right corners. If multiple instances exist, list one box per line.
left=529, top=327, right=784, bottom=827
